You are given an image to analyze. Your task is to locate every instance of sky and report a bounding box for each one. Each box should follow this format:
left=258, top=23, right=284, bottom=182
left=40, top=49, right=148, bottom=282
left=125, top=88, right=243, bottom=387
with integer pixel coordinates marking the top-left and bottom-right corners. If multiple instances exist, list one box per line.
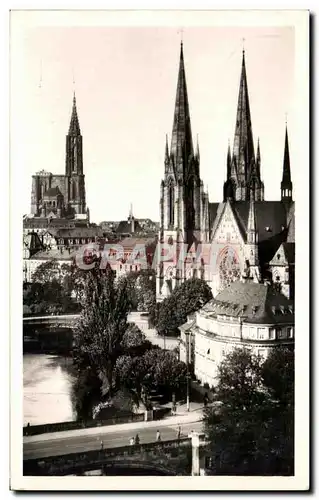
left=11, top=14, right=296, bottom=224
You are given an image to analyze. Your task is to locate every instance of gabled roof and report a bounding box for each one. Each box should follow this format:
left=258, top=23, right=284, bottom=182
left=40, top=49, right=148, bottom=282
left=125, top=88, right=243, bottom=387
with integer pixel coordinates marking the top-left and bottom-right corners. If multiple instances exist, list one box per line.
left=269, top=242, right=295, bottom=266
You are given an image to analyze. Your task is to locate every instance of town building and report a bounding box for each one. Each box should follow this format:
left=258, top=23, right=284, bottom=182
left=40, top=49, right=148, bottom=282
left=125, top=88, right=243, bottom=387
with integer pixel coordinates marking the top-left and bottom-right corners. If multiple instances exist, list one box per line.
left=106, top=236, right=157, bottom=279
left=156, top=43, right=295, bottom=301
left=179, top=280, right=294, bottom=387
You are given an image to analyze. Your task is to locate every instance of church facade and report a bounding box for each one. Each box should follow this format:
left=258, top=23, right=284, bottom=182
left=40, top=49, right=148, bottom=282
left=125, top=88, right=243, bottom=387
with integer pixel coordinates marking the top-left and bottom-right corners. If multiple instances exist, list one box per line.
left=156, top=44, right=295, bottom=301
left=30, top=94, right=87, bottom=219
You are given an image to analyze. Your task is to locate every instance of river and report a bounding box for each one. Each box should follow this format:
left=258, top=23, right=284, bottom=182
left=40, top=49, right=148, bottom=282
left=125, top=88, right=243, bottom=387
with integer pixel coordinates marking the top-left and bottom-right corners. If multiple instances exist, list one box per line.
left=23, top=354, right=76, bottom=426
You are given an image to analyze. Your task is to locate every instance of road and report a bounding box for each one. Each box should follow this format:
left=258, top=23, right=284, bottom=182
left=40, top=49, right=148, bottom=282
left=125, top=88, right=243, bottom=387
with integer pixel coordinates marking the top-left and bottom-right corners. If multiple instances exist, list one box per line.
left=23, top=420, right=204, bottom=461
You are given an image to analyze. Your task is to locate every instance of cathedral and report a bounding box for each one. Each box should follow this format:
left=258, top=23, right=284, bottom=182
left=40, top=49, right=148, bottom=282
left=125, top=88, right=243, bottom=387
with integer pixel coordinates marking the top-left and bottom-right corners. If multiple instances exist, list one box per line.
left=30, top=94, right=87, bottom=219
left=156, top=43, right=295, bottom=301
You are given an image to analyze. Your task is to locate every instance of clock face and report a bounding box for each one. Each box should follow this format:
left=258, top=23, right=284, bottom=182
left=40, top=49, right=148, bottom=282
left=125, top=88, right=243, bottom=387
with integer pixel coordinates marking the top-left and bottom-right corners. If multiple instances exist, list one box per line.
left=218, top=246, right=240, bottom=290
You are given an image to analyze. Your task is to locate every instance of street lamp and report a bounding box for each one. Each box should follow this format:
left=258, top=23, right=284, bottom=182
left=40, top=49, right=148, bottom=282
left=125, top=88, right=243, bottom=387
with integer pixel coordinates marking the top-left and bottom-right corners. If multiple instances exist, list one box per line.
left=186, top=330, right=191, bottom=412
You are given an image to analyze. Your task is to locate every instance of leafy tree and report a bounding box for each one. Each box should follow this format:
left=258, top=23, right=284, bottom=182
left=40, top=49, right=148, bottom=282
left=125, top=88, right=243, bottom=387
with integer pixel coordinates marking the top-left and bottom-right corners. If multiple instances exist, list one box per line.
left=115, top=348, right=187, bottom=406
left=71, top=366, right=102, bottom=420
left=119, top=269, right=157, bottom=320
left=157, top=278, right=213, bottom=336
left=31, top=259, right=69, bottom=284
left=72, top=264, right=130, bottom=397
left=121, top=323, right=153, bottom=356
left=204, top=347, right=294, bottom=476
left=261, top=346, right=294, bottom=404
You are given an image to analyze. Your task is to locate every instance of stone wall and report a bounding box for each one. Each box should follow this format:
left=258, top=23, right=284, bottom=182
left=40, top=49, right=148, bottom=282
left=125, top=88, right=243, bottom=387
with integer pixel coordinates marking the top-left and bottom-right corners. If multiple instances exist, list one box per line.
left=23, top=438, right=192, bottom=476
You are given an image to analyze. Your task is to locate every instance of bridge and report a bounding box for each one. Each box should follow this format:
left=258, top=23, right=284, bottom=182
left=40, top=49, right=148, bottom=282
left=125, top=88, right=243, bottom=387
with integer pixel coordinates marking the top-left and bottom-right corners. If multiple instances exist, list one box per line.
left=24, top=438, right=193, bottom=476
left=23, top=312, right=179, bottom=352
left=23, top=314, right=80, bottom=329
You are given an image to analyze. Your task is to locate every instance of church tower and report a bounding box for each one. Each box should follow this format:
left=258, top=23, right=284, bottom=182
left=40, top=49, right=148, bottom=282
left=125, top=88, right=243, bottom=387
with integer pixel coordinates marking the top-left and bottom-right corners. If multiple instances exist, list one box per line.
left=223, top=50, right=264, bottom=202
left=65, top=93, right=86, bottom=215
left=281, top=124, right=293, bottom=202
left=157, top=43, right=206, bottom=299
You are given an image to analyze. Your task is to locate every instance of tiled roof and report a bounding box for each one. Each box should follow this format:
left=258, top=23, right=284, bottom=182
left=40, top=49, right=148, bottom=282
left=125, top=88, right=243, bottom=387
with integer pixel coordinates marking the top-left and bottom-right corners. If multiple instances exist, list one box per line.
left=53, top=227, right=103, bottom=239
left=232, top=201, right=288, bottom=242
left=208, top=203, right=220, bottom=231
left=202, top=280, right=294, bottom=325
left=117, top=236, right=157, bottom=250
left=30, top=248, right=76, bottom=261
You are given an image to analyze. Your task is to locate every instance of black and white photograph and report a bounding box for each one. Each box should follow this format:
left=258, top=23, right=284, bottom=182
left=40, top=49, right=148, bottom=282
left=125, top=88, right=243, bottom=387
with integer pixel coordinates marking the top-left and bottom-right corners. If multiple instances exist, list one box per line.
left=9, top=9, right=309, bottom=491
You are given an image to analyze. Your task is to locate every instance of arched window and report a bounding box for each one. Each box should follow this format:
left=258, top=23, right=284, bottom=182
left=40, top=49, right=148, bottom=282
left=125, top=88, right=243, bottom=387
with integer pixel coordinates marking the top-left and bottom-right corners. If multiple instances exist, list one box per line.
left=168, top=184, right=174, bottom=226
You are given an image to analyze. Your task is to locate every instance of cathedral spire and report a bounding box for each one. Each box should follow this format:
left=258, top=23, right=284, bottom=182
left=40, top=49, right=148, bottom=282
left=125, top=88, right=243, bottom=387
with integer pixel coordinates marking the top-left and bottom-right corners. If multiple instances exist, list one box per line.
left=68, top=92, right=81, bottom=136
left=256, top=137, right=260, bottom=163
left=281, top=124, right=293, bottom=202
left=170, top=42, right=194, bottom=166
left=196, top=134, right=200, bottom=160
left=232, top=50, right=255, bottom=179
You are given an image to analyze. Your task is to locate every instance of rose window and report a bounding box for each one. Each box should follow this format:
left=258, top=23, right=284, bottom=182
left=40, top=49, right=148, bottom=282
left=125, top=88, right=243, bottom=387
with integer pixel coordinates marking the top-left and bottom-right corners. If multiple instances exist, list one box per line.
left=218, top=247, right=240, bottom=290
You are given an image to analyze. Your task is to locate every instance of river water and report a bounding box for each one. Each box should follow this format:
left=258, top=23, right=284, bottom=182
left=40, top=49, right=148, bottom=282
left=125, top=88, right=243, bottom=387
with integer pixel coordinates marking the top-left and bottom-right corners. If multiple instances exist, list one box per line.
left=23, top=354, right=76, bottom=426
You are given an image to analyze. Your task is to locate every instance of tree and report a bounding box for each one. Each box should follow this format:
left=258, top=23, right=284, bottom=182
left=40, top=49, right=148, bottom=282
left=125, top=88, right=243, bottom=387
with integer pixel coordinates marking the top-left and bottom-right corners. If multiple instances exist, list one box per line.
left=115, top=348, right=187, bottom=406
left=32, top=259, right=69, bottom=284
left=261, top=346, right=294, bottom=404
left=157, top=278, right=213, bottom=336
left=72, top=264, right=130, bottom=398
left=119, top=269, right=157, bottom=320
left=204, top=347, right=294, bottom=475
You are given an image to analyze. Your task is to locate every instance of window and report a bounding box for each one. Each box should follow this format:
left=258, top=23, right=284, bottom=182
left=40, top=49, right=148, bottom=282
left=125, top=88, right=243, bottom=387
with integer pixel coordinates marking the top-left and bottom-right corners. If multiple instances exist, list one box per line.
left=269, top=328, right=276, bottom=340
left=257, top=328, right=268, bottom=340
left=276, top=328, right=287, bottom=339
left=168, top=184, right=174, bottom=226
left=288, top=327, right=294, bottom=338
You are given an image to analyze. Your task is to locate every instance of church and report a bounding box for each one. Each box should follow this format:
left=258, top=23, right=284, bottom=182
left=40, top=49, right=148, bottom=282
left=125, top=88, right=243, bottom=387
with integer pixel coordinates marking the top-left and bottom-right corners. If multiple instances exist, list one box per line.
left=30, top=94, right=87, bottom=220
left=156, top=43, right=295, bottom=301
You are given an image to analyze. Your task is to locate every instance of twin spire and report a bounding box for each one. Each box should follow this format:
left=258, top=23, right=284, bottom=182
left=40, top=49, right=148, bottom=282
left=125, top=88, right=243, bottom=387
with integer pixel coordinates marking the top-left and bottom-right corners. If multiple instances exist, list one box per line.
left=165, top=42, right=200, bottom=179
left=232, top=50, right=255, bottom=174
left=170, top=42, right=194, bottom=164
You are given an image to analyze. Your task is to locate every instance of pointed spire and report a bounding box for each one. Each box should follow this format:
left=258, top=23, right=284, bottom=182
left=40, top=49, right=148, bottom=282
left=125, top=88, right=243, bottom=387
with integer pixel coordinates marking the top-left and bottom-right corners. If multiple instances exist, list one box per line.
left=170, top=42, right=193, bottom=164
left=282, top=125, right=291, bottom=184
left=256, top=138, right=260, bottom=162
left=196, top=134, right=200, bottom=159
left=68, top=92, right=81, bottom=135
left=232, top=50, right=255, bottom=175
left=247, top=193, right=258, bottom=245
left=255, top=137, right=261, bottom=179
left=281, top=124, right=293, bottom=201
left=165, top=134, right=169, bottom=161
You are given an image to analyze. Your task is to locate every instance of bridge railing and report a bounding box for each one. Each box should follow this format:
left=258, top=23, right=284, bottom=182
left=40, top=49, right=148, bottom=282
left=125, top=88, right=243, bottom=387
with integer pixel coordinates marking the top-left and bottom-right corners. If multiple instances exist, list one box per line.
left=23, top=412, right=144, bottom=436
